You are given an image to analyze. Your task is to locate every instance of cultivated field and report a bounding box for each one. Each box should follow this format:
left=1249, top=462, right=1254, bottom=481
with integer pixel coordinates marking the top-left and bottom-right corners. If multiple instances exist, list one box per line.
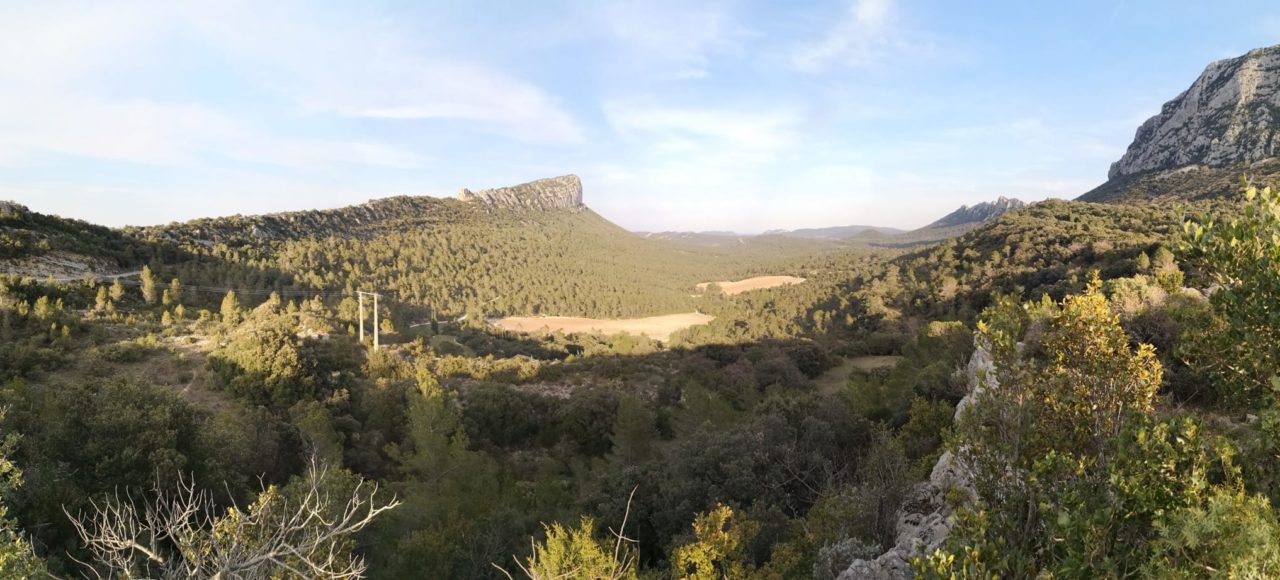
left=697, top=275, right=806, bottom=295
left=492, top=312, right=715, bottom=342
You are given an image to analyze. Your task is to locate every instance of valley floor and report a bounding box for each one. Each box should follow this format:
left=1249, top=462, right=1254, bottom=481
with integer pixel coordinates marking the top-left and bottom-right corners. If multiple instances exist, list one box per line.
left=490, top=312, right=715, bottom=341
left=696, top=275, right=806, bottom=295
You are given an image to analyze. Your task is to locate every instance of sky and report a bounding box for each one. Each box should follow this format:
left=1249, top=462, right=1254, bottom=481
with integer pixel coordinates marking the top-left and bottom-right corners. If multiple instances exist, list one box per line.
left=2, top=1, right=1280, bottom=233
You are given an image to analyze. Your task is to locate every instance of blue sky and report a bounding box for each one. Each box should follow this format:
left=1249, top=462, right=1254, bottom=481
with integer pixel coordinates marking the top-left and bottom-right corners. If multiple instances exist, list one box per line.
left=2, top=0, right=1279, bottom=232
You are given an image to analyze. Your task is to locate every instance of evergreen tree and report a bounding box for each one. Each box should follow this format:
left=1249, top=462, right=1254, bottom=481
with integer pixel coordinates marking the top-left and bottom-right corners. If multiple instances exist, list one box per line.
left=140, top=265, right=157, bottom=304
left=168, top=278, right=182, bottom=304
left=221, top=290, right=242, bottom=325
left=94, top=286, right=108, bottom=312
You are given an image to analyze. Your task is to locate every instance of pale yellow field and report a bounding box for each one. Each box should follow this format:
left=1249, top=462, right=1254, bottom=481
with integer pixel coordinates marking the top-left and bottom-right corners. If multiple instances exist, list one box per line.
left=492, top=312, right=715, bottom=342
left=815, top=355, right=905, bottom=395
left=848, top=355, right=904, bottom=371
left=697, top=275, right=806, bottom=295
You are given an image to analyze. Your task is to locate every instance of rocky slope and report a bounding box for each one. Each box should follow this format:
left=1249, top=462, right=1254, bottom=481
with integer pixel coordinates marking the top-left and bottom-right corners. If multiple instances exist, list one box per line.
left=458, top=174, right=584, bottom=211
left=1109, top=45, right=1280, bottom=179
left=838, top=339, right=988, bottom=579
left=133, top=195, right=467, bottom=245
left=920, top=196, right=1026, bottom=230
left=1079, top=157, right=1280, bottom=203
left=127, top=175, right=585, bottom=246
left=845, top=197, right=1027, bottom=248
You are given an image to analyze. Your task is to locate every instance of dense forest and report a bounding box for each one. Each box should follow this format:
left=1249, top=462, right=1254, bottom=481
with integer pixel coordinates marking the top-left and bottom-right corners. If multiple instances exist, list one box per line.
left=3, top=181, right=1280, bottom=579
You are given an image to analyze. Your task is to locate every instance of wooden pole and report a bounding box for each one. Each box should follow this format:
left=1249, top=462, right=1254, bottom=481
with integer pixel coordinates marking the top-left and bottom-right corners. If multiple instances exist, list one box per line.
left=372, top=293, right=380, bottom=351
left=358, top=293, right=365, bottom=344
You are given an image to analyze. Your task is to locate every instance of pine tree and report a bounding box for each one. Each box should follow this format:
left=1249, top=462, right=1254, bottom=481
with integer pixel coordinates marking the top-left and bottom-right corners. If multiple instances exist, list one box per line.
left=109, top=279, right=125, bottom=301
left=168, top=278, right=182, bottom=304
left=220, top=290, right=242, bottom=325
left=94, top=286, right=108, bottom=312
left=140, top=265, right=157, bottom=304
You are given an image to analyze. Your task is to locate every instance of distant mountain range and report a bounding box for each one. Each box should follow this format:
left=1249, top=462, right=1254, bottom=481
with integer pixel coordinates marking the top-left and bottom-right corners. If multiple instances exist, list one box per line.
left=761, top=224, right=906, bottom=240
left=638, top=195, right=1027, bottom=247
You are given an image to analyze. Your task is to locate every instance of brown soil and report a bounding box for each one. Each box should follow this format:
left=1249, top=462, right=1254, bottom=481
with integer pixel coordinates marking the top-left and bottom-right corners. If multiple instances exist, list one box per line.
left=696, top=275, right=806, bottom=295
left=492, top=312, right=714, bottom=342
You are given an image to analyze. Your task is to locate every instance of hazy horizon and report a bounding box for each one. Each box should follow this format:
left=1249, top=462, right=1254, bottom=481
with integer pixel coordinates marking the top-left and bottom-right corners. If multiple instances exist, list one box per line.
left=4, top=0, right=1280, bottom=231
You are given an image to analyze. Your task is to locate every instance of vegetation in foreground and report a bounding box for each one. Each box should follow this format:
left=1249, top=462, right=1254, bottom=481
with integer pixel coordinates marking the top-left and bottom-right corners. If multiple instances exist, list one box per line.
left=1, top=185, right=1279, bottom=578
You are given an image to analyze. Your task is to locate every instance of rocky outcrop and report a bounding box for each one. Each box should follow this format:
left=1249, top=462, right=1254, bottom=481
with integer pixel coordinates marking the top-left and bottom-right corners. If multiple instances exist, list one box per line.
left=458, top=175, right=584, bottom=211
left=1109, top=44, right=1280, bottom=179
left=132, top=195, right=460, bottom=245
left=922, top=196, right=1025, bottom=230
left=837, top=340, right=990, bottom=580
left=130, top=175, right=586, bottom=246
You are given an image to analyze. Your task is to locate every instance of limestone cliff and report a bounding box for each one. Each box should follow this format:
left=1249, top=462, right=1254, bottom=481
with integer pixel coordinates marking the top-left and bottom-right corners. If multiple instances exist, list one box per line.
left=458, top=175, right=584, bottom=211
left=921, top=196, right=1025, bottom=230
left=1109, top=45, right=1280, bottom=179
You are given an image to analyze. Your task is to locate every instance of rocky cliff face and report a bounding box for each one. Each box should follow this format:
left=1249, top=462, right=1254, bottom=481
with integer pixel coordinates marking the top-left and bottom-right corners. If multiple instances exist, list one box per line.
left=837, top=339, right=988, bottom=579
left=132, top=195, right=463, bottom=245
left=458, top=175, right=584, bottom=211
left=1109, top=45, right=1280, bottom=179
left=923, top=196, right=1025, bottom=230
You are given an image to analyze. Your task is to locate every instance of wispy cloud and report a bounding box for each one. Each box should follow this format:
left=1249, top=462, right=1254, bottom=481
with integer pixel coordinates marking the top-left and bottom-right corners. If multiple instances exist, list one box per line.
left=586, top=1, right=745, bottom=80
left=0, top=94, right=427, bottom=171
left=0, top=1, right=582, bottom=176
left=605, top=102, right=799, bottom=151
left=790, top=0, right=925, bottom=72
left=316, top=60, right=585, bottom=144
left=186, top=2, right=585, bottom=144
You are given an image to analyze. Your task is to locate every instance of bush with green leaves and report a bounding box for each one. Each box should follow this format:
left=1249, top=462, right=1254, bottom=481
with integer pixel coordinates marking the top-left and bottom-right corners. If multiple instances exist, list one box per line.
left=926, top=271, right=1280, bottom=578
left=1181, top=185, right=1280, bottom=408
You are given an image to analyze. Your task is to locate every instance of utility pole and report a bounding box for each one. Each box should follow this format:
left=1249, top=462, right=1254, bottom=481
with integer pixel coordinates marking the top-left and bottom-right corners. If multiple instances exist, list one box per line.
left=356, top=291, right=382, bottom=351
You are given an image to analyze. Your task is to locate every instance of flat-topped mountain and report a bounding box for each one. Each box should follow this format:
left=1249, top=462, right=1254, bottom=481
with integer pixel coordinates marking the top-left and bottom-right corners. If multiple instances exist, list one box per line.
left=1109, top=45, right=1280, bottom=180
left=458, top=174, right=584, bottom=211
left=119, top=175, right=585, bottom=246
left=765, top=224, right=905, bottom=240
left=133, top=195, right=467, bottom=245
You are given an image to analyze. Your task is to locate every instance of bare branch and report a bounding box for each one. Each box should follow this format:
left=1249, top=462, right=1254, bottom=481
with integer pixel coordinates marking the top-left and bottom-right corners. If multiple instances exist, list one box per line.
left=65, top=462, right=399, bottom=580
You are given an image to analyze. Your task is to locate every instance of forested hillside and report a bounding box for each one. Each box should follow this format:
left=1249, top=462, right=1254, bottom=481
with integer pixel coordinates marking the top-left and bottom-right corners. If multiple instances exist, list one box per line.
left=5, top=172, right=1276, bottom=578
left=4, top=44, right=1280, bottom=577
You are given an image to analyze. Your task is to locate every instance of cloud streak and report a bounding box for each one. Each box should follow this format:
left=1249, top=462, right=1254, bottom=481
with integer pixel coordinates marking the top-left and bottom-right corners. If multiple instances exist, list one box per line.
left=791, top=0, right=923, bottom=72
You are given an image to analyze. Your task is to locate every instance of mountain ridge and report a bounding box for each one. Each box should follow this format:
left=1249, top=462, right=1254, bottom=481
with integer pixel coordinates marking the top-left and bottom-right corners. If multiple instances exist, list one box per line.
left=1083, top=44, right=1280, bottom=203
left=1109, top=44, right=1280, bottom=180
left=458, top=174, right=584, bottom=211
left=920, top=196, right=1026, bottom=230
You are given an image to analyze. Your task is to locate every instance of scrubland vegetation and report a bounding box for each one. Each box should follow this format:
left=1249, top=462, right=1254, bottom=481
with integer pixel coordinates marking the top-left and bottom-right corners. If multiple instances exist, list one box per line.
left=1, top=184, right=1279, bottom=579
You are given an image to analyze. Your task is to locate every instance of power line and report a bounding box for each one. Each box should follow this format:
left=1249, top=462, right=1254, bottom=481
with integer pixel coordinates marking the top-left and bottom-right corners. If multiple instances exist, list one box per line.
left=105, top=276, right=355, bottom=299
